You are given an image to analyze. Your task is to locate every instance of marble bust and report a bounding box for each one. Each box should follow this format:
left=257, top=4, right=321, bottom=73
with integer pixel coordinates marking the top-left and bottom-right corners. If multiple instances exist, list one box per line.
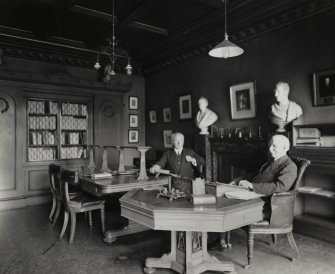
left=195, top=97, right=218, bottom=135
left=269, top=82, right=303, bottom=132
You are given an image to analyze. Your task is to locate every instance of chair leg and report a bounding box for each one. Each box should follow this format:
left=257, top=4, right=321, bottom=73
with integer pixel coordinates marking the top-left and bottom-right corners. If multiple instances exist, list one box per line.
left=52, top=199, right=61, bottom=226
left=226, top=231, right=232, bottom=248
left=100, top=207, right=105, bottom=233
left=69, top=213, right=77, bottom=244
left=88, top=211, right=93, bottom=229
left=287, top=232, right=299, bottom=261
left=271, top=234, right=277, bottom=245
left=245, top=231, right=254, bottom=269
left=59, top=211, right=69, bottom=239
left=49, top=196, right=57, bottom=222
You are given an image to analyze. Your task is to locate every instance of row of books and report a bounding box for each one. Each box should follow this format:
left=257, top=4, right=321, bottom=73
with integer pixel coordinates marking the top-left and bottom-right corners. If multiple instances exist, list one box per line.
left=29, top=116, right=57, bottom=130
left=60, top=147, right=87, bottom=159
left=61, top=132, right=87, bottom=145
left=298, top=186, right=335, bottom=198
left=29, top=132, right=55, bottom=145
left=296, top=127, right=335, bottom=147
left=61, top=103, right=87, bottom=116
left=28, top=100, right=58, bottom=115
left=28, top=147, right=56, bottom=161
left=61, top=117, right=87, bottom=130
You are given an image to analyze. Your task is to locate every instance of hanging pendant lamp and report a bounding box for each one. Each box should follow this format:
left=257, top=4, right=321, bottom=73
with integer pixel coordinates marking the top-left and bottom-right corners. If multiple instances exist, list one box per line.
left=209, top=0, right=244, bottom=58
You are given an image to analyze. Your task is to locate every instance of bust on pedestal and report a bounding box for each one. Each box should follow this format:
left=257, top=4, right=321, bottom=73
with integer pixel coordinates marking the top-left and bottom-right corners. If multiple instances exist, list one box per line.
left=195, top=97, right=218, bottom=135
left=269, top=82, right=303, bottom=133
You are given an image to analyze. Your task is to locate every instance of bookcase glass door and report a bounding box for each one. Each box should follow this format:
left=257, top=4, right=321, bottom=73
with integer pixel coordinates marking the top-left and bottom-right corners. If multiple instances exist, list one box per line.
left=27, top=99, right=89, bottom=161
left=60, top=102, right=88, bottom=160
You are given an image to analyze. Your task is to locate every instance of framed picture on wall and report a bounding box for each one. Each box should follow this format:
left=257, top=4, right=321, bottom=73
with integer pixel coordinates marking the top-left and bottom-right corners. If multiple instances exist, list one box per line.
left=178, top=94, right=192, bottom=120
left=313, top=69, right=335, bottom=106
left=149, top=110, right=157, bottom=123
left=229, top=81, right=256, bottom=120
left=163, top=107, right=172, bottom=123
left=129, top=114, right=138, bottom=128
left=128, top=129, right=139, bottom=143
left=163, top=130, right=173, bottom=148
left=129, top=96, right=139, bottom=110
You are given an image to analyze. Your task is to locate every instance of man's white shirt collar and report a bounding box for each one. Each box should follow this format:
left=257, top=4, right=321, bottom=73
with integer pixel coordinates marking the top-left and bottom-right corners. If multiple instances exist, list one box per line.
left=174, top=149, right=183, bottom=155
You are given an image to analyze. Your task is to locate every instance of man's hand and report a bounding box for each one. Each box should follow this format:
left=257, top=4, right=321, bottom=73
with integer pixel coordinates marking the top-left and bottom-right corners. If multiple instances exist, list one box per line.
left=238, top=180, right=253, bottom=190
left=149, top=165, right=161, bottom=174
left=185, top=155, right=197, bottom=166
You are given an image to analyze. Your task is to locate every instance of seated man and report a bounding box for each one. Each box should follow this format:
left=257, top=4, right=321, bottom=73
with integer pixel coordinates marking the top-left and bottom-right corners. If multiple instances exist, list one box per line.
left=211, top=134, right=297, bottom=250
left=150, top=132, right=205, bottom=179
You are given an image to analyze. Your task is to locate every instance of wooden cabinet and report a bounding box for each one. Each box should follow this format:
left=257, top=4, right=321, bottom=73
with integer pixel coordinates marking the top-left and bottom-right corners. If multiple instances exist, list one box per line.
left=290, top=123, right=335, bottom=244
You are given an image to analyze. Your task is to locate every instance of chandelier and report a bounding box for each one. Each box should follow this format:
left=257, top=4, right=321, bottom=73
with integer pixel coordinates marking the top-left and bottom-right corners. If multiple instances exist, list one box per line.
left=93, top=0, right=132, bottom=77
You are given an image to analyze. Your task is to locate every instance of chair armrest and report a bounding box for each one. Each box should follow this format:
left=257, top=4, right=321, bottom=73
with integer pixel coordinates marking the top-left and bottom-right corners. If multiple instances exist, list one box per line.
left=269, top=191, right=296, bottom=228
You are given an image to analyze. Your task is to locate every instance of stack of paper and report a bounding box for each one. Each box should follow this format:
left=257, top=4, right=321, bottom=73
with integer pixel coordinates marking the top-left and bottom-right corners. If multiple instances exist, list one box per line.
left=91, top=173, right=112, bottom=179
left=225, top=191, right=264, bottom=200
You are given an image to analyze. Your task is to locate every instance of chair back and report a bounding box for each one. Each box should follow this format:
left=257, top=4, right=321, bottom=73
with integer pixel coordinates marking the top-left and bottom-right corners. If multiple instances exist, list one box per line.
left=269, top=157, right=310, bottom=228
left=60, top=170, right=79, bottom=212
left=49, top=164, right=63, bottom=197
left=289, top=157, right=311, bottom=191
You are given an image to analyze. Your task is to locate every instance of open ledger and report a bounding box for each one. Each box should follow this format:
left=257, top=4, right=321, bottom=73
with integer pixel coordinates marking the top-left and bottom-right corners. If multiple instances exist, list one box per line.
left=220, top=184, right=264, bottom=200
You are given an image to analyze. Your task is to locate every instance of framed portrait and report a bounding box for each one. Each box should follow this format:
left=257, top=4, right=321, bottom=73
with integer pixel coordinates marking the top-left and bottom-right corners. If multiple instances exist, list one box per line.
left=178, top=94, right=192, bottom=120
left=129, top=96, right=139, bottom=110
left=129, top=114, right=138, bottom=128
left=149, top=110, right=157, bottom=123
left=128, top=129, right=139, bottom=143
left=313, top=69, right=335, bottom=106
left=229, top=81, right=256, bottom=120
left=163, top=130, right=173, bottom=148
left=163, top=107, right=172, bottom=123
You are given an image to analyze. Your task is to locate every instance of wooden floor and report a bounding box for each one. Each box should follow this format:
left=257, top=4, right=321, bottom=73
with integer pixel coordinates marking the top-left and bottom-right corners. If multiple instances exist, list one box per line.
left=0, top=204, right=334, bottom=274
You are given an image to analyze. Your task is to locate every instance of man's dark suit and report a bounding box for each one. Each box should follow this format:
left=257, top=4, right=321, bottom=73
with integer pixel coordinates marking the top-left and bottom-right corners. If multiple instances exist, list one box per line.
left=235, top=154, right=297, bottom=196
left=155, top=148, right=205, bottom=179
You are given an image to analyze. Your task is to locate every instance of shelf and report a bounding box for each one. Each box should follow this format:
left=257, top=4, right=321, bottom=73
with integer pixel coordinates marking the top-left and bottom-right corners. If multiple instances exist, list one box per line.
left=298, top=190, right=335, bottom=199
left=61, top=144, right=87, bottom=147
left=29, top=145, right=57, bottom=147
left=29, top=129, right=56, bottom=132
left=61, top=115, right=87, bottom=119
left=28, top=113, right=57, bottom=117
left=61, top=129, right=87, bottom=132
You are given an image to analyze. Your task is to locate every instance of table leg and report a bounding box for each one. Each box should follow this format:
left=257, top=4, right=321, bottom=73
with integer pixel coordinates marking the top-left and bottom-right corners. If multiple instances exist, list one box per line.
left=103, top=220, right=149, bottom=244
left=144, top=231, right=236, bottom=274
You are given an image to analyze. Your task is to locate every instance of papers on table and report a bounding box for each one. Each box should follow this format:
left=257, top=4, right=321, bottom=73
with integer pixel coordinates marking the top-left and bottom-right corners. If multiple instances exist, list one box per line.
left=91, top=172, right=113, bottom=179
left=218, top=183, right=264, bottom=200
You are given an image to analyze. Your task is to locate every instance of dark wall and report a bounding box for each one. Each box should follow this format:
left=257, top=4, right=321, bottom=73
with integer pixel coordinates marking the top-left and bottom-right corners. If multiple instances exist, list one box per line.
left=145, top=11, right=335, bottom=149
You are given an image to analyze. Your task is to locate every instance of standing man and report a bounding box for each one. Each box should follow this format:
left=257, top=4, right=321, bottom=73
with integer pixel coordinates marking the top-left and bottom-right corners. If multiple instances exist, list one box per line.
left=150, top=132, right=205, bottom=179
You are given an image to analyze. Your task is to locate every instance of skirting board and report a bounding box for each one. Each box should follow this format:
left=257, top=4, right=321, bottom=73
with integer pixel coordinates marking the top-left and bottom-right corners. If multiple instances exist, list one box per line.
left=0, top=194, right=52, bottom=211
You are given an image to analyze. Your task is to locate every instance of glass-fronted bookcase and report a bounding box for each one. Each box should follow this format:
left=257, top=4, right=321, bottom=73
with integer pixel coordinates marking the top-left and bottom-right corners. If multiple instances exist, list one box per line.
left=27, top=98, right=90, bottom=162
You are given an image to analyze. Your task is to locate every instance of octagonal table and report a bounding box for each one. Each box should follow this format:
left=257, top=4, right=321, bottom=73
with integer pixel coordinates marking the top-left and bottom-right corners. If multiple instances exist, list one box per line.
left=120, top=189, right=264, bottom=274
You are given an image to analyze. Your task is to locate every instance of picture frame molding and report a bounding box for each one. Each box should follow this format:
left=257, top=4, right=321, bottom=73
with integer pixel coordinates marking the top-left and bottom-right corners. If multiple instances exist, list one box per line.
left=128, top=129, right=139, bottom=143
left=129, top=114, right=139, bottom=128
left=149, top=110, right=157, bottom=123
left=313, top=69, right=335, bottom=106
left=163, top=129, right=173, bottom=148
left=163, top=107, right=172, bottom=123
left=229, top=81, right=256, bottom=120
left=178, top=93, right=192, bottom=120
left=128, top=96, right=139, bottom=110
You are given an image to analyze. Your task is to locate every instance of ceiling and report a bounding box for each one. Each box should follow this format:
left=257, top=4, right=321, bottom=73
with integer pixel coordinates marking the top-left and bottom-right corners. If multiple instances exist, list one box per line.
left=0, top=0, right=334, bottom=75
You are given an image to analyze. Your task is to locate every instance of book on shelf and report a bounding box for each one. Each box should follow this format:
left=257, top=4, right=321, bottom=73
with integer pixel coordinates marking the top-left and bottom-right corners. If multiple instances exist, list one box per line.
left=298, top=186, right=322, bottom=193
left=314, top=189, right=335, bottom=198
left=298, top=128, right=321, bottom=138
left=320, top=136, right=335, bottom=147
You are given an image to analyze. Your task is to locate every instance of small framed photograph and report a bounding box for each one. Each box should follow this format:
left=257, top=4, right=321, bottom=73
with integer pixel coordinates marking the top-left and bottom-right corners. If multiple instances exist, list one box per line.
left=313, top=69, right=335, bottom=106
left=163, top=130, right=173, bottom=148
left=149, top=110, right=157, bottom=123
left=163, top=107, right=172, bottom=123
left=129, top=114, right=138, bottom=128
left=129, top=96, right=139, bottom=110
left=229, top=81, right=256, bottom=120
left=178, top=94, right=192, bottom=120
left=128, top=129, right=139, bottom=143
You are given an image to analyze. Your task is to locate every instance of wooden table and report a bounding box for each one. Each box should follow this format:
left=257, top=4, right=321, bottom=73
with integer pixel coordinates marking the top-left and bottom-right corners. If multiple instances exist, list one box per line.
left=80, top=174, right=169, bottom=243
left=120, top=189, right=264, bottom=274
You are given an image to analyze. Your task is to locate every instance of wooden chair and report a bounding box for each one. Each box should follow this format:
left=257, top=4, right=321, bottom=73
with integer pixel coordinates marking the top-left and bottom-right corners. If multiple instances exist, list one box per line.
left=59, top=170, right=105, bottom=244
left=245, top=157, right=311, bottom=268
left=48, top=164, right=63, bottom=225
